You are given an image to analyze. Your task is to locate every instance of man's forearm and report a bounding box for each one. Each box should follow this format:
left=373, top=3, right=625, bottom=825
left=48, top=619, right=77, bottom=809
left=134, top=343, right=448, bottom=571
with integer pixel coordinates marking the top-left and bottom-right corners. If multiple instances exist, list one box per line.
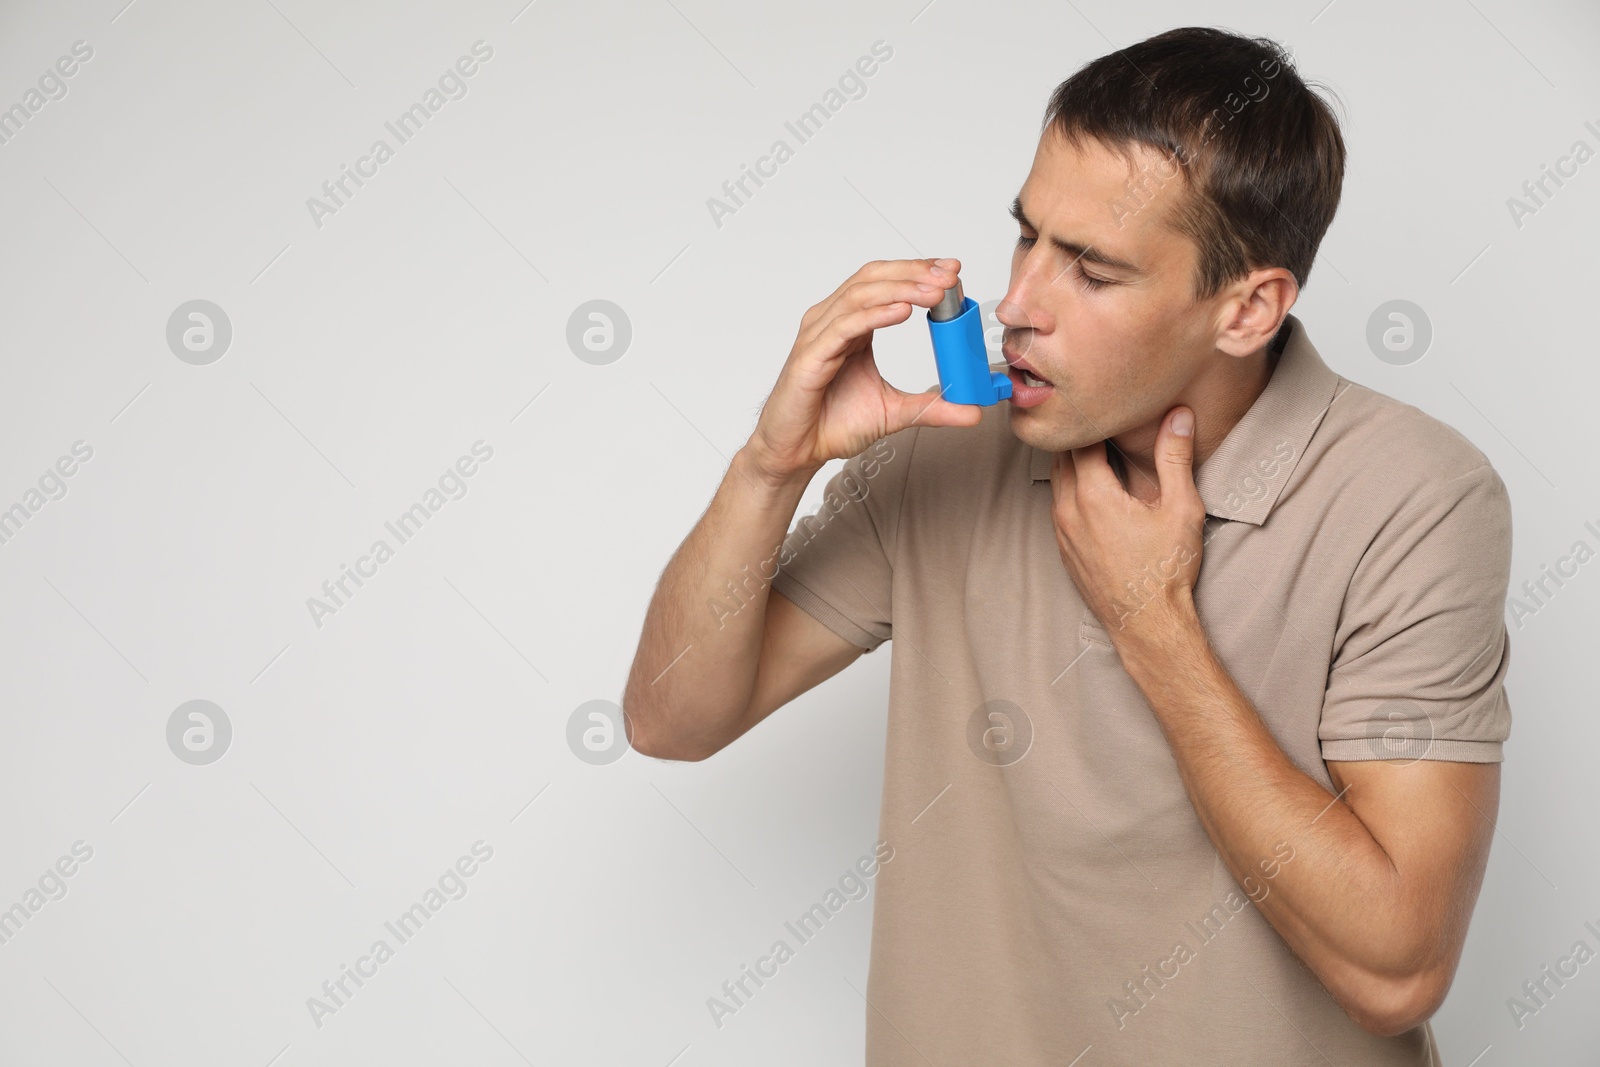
left=623, top=445, right=818, bottom=760
left=1110, top=596, right=1418, bottom=1017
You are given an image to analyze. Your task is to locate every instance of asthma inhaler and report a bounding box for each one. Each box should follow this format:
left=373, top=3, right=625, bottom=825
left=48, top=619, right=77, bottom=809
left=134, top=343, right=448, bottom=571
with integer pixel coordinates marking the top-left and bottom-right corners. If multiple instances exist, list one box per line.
left=926, top=278, right=1011, bottom=405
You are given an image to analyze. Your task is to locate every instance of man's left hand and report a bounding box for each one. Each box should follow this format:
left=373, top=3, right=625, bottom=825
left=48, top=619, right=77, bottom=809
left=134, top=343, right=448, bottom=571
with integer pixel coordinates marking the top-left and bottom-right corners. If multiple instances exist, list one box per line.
left=1048, top=406, right=1206, bottom=641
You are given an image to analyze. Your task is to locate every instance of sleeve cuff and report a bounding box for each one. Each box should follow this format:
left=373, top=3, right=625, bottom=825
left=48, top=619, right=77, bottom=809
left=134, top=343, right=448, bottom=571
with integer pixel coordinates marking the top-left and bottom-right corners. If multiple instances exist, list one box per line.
left=770, top=572, right=886, bottom=653
left=1320, top=737, right=1504, bottom=763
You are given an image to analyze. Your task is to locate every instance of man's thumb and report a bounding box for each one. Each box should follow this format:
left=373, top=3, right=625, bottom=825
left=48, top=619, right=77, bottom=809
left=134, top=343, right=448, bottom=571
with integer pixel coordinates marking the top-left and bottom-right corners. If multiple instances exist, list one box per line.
left=1161, top=406, right=1195, bottom=479
left=904, top=384, right=982, bottom=428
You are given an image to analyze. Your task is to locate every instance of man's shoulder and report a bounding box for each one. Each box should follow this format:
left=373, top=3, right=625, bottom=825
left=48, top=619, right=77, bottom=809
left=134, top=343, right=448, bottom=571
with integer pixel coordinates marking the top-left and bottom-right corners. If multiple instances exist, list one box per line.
left=1313, top=375, right=1501, bottom=501
left=1305, top=375, right=1504, bottom=524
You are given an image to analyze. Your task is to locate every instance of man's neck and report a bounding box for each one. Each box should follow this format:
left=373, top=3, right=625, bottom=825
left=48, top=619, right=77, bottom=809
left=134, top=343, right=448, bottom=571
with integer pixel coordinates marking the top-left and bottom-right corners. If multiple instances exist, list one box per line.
left=1113, top=335, right=1284, bottom=505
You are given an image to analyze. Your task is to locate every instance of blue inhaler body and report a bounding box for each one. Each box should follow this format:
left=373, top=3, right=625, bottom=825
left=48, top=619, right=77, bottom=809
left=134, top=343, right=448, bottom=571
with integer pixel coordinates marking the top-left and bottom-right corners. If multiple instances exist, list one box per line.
left=926, top=279, right=1011, bottom=405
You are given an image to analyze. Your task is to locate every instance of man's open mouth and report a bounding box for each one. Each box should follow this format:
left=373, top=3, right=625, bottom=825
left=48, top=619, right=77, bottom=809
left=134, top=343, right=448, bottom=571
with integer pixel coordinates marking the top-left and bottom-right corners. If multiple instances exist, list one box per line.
left=1006, top=360, right=1054, bottom=388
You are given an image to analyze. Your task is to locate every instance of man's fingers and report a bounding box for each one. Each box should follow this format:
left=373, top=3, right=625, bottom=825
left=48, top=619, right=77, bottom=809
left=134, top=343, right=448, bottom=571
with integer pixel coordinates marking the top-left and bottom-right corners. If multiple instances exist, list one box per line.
left=1049, top=449, right=1077, bottom=523
left=801, top=259, right=959, bottom=329
left=1155, top=406, right=1202, bottom=518
left=799, top=271, right=955, bottom=349
left=1068, top=442, right=1118, bottom=497
left=893, top=384, right=983, bottom=431
left=805, top=277, right=942, bottom=339
left=794, top=302, right=914, bottom=379
left=801, top=260, right=932, bottom=331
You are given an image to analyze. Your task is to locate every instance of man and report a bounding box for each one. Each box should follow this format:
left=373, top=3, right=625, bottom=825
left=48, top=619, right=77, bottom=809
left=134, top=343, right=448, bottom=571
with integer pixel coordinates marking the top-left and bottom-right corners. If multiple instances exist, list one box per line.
left=623, top=26, right=1510, bottom=1066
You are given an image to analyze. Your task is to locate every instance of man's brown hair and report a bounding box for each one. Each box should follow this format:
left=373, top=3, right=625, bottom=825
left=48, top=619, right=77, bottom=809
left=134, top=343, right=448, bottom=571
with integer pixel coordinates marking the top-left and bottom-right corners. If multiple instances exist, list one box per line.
left=1043, top=26, right=1346, bottom=299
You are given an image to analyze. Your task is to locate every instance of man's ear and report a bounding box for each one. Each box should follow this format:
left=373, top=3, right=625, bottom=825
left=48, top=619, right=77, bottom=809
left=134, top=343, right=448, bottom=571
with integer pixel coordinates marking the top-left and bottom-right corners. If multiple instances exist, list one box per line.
left=1216, top=268, right=1297, bottom=358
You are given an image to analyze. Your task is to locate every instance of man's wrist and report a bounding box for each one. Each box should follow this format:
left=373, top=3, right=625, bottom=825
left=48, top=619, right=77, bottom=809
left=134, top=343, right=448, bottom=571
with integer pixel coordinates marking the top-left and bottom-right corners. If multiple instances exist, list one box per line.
left=1110, top=590, right=1205, bottom=674
left=734, top=441, right=821, bottom=495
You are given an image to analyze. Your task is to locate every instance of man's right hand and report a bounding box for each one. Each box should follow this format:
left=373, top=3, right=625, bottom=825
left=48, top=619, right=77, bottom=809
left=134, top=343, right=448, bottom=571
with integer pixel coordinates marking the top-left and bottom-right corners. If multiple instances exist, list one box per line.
left=746, top=258, right=985, bottom=483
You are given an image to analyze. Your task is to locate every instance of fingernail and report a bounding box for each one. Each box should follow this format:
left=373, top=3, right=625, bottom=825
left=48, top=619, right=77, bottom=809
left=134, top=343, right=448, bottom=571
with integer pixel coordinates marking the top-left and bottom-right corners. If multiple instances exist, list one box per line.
left=1172, top=409, right=1193, bottom=437
left=935, top=258, right=958, bottom=268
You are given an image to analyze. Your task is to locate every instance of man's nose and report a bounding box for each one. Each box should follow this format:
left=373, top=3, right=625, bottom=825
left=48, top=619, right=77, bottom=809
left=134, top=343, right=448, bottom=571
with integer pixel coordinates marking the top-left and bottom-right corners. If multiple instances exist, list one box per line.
left=994, top=296, right=1043, bottom=334
left=997, top=252, right=1052, bottom=333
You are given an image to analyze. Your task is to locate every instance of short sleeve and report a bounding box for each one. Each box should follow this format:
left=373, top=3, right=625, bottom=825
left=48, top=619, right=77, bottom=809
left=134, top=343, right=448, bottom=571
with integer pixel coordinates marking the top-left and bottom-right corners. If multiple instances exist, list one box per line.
left=1319, top=462, right=1514, bottom=763
left=768, top=425, right=919, bottom=654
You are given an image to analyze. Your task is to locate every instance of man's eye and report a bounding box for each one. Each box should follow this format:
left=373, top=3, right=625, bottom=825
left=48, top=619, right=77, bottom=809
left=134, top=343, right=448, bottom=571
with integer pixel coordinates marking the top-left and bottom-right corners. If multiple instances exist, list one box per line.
left=1074, top=262, right=1111, bottom=290
left=1018, top=233, right=1111, bottom=291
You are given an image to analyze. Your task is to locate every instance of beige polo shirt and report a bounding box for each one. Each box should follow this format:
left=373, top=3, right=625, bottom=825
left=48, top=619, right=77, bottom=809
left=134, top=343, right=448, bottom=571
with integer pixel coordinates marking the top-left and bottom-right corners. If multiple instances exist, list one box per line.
left=768, top=312, right=1512, bottom=1065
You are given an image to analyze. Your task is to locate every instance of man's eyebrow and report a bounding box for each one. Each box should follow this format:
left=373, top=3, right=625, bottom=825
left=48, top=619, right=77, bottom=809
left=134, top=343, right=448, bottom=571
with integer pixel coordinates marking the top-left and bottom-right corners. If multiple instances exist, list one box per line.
left=1009, top=194, right=1144, bottom=275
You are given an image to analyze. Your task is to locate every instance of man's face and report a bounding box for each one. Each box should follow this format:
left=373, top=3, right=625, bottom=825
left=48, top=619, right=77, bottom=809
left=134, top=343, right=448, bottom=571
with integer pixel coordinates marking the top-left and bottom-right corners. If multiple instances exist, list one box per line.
left=998, top=127, right=1224, bottom=453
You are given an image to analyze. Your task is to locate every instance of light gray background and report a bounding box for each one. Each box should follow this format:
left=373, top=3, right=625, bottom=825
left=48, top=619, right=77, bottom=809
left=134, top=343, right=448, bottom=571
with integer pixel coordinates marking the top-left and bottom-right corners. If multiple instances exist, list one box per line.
left=0, top=0, right=1595, bottom=1063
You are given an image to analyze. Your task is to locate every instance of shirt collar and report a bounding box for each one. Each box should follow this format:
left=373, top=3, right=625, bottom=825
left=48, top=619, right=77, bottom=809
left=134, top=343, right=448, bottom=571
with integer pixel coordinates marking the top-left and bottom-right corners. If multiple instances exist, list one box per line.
left=1027, top=313, right=1345, bottom=526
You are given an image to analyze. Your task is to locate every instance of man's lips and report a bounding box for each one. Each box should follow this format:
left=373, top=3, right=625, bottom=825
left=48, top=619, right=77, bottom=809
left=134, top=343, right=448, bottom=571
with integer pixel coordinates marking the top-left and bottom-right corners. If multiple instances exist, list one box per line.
left=1003, top=346, right=1053, bottom=384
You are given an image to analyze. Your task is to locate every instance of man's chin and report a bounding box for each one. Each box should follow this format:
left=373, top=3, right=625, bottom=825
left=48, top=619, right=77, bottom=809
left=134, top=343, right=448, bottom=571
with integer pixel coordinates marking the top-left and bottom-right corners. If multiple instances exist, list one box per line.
left=1005, top=407, right=1098, bottom=453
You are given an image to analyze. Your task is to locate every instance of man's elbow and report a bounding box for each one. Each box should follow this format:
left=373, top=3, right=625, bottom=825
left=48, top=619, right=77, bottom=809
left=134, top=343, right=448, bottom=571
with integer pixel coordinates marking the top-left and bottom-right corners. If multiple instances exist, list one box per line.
left=1347, top=967, right=1451, bottom=1038
left=633, top=734, right=715, bottom=762
left=620, top=702, right=718, bottom=763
